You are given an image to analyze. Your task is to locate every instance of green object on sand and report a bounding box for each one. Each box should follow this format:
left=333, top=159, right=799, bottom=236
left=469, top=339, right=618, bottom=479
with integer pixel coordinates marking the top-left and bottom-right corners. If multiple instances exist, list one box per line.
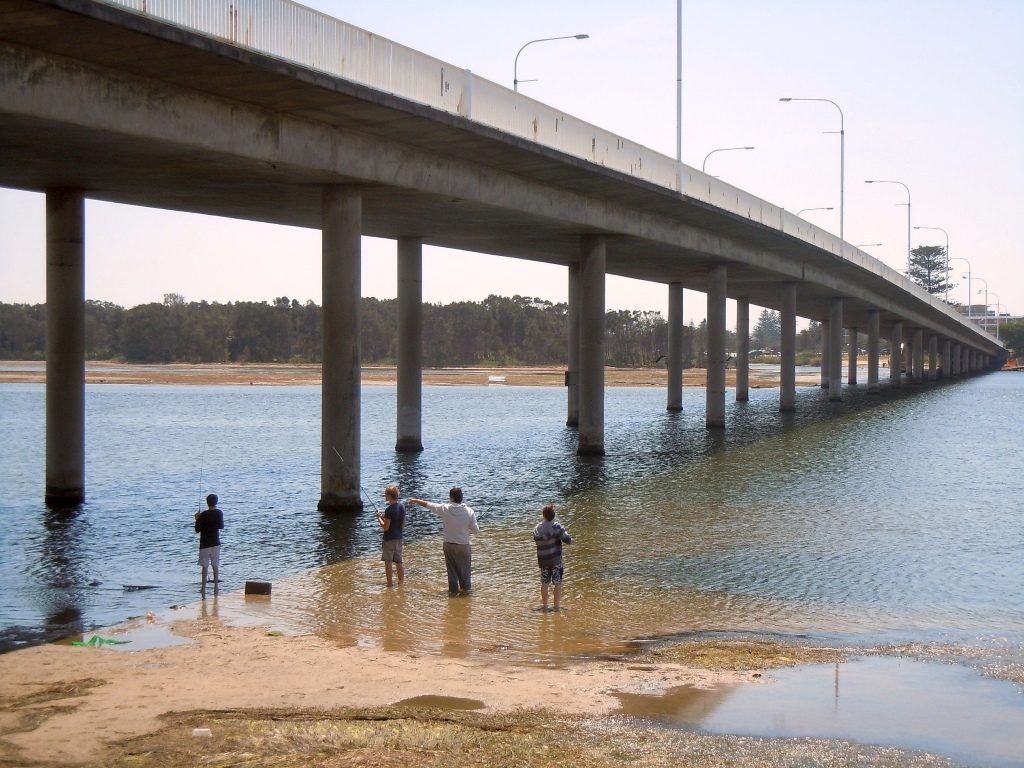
left=72, top=635, right=132, bottom=647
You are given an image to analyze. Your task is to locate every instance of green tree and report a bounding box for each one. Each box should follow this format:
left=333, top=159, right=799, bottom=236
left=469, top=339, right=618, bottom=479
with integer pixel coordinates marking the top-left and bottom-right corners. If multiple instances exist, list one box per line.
left=908, top=245, right=953, bottom=296
left=1000, top=322, right=1024, bottom=357
left=752, top=308, right=781, bottom=352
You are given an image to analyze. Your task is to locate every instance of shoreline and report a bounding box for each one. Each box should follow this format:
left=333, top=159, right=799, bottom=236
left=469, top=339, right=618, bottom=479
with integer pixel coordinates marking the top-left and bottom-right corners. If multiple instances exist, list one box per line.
left=0, top=360, right=823, bottom=388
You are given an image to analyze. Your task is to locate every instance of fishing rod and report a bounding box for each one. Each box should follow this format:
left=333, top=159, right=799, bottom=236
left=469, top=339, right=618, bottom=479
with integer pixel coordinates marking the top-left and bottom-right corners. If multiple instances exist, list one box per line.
left=330, top=445, right=380, bottom=513
left=198, top=442, right=206, bottom=510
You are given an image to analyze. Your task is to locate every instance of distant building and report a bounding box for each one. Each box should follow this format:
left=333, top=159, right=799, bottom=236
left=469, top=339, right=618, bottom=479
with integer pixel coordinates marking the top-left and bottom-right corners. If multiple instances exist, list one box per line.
left=954, top=304, right=1021, bottom=336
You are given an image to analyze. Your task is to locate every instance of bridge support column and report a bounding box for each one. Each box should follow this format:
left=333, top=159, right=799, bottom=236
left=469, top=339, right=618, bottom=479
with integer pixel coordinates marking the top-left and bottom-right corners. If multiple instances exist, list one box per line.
left=890, top=321, right=903, bottom=387
left=780, top=283, right=796, bottom=412
left=942, top=339, right=952, bottom=378
left=952, top=343, right=961, bottom=376
left=848, top=326, right=858, bottom=385
left=735, top=297, right=749, bottom=402
left=706, top=265, right=727, bottom=428
left=913, top=329, right=924, bottom=384
left=395, top=237, right=423, bottom=452
left=667, top=282, right=684, bottom=411
left=577, top=236, right=605, bottom=455
left=828, top=298, right=843, bottom=401
left=867, top=310, right=880, bottom=393
left=928, top=334, right=938, bottom=381
left=567, top=263, right=580, bottom=427
left=820, top=319, right=830, bottom=388
left=319, top=186, right=363, bottom=512
left=45, top=189, right=85, bottom=506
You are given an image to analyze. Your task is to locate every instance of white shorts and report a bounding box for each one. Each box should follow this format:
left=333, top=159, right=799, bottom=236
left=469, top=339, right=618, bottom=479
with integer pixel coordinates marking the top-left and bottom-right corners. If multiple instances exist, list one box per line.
left=198, top=546, right=221, bottom=568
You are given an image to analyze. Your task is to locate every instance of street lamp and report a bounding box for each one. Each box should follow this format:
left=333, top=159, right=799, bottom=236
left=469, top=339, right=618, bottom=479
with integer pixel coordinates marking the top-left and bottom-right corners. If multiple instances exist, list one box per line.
left=865, top=179, right=912, bottom=273
left=796, top=206, right=834, bottom=218
left=513, top=34, right=589, bottom=92
left=702, top=146, right=755, bottom=174
left=989, top=293, right=1002, bottom=341
left=779, top=97, right=845, bottom=244
left=975, top=277, right=990, bottom=334
left=950, top=256, right=973, bottom=319
left=914, top=225, right=950, bottom=301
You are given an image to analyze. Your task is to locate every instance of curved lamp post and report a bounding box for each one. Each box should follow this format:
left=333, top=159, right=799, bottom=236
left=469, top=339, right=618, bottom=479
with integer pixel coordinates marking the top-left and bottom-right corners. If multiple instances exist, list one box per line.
left=702, top=146, right=755, bottom=175
left=914, top=225, right=950, bottom=301
left=796, top=206, right=834, bottom=218
left=865, top=179, right=911, bottom=272
left=514, top=34, right=589, bottom=92
left=975, top=277, right=991, bottom=335
left=780, top=97, right=845, bottom=244
left=949, top=256, right=973, bottom=319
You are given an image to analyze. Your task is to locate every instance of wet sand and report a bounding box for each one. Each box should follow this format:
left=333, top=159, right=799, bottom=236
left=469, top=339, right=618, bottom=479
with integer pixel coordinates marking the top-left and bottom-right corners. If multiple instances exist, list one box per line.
left=0, top=360, right=820, bottom=388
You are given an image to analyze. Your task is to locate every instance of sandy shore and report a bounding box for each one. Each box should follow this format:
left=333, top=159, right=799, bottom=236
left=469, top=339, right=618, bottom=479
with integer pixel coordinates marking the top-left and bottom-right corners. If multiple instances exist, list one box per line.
left=0, top=361, right=815, bottom=388
left=0, top=608, right=771, bottom=765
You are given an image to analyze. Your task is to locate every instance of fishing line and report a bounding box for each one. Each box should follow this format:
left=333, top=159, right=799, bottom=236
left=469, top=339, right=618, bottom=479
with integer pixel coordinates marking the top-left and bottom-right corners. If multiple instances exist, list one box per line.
left=330, top=445, right=379, bottom=513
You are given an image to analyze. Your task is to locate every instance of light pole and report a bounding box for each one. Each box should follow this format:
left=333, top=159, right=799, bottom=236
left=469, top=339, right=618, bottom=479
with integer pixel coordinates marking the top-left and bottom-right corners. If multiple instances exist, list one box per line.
left=982, top=290, right=1002, bottom=340
left=702, top=146, right=754, bottom=174
left=914, top=225, right=950, bottom=301
left=513, top=34, right=589, bottom=92
left=949, top=256, right=972, bottom=319
left=779, top=97, right=844, bottom=245
left=796, top=206, right=834, bottom=218
left=975, top=277, right=990, bottom=334
left=865, top=179, right=911, bottom=273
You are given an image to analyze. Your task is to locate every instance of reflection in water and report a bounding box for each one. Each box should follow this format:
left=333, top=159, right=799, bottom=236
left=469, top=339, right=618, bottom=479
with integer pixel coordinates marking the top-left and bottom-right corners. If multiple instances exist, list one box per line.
left=39, top=506, right=87, bottom=640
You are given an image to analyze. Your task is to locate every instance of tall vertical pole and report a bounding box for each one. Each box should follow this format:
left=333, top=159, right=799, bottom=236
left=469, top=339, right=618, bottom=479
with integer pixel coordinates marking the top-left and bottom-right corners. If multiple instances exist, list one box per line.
left=780, top=283, right=797, bottom=412
left=828, top=298, right=843, bottom=401
left=396, top=237, right=423, bottom=452
left=867, top=310, right=880, bottom=393
left=319, top=186, right=362, bottom=512
left=578, top=236, right=605, bottom=455
left=676, top=0, right=682, bottom=192
left=890, top=321, right=903, bottom=387
left=847, top=326, right=858, bottom=385
left=567, top=263, right=580, bottom=427
left=45, top=189, right=86, bottom=505
left=706, top=265, right=727, bottom=428
left=735, top=297, right=749, bottom=402
left=667, top=282, right=684, bottom=411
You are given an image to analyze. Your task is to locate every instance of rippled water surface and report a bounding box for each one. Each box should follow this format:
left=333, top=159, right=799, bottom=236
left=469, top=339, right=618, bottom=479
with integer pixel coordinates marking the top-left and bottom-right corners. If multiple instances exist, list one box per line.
left=2, top=374, right=1023, bottom=666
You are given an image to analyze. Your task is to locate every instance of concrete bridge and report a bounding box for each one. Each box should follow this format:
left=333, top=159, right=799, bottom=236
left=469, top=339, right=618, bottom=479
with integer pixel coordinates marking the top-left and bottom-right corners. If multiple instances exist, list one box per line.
left=0, top=0, right=1005, bottom=509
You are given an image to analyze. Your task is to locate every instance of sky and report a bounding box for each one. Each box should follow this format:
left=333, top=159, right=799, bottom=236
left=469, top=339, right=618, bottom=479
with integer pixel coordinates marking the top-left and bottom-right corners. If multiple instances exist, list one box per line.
left=1, top=0, right=1021, bottom=325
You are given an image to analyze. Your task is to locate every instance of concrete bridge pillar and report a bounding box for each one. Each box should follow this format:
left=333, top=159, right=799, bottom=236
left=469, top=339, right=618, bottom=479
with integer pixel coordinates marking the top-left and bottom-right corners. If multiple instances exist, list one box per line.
left=867, top=310, right=880, bottom=393
left=706, top=265, right=727, bottom=428
left=890, top=321, right=903, bottom=387
left=928, top=334, right=938, bottom=381
left=952, top=343, right=961, bottom=375
left=820, top=319, right=830, bottom=389
left=942, top=339, right=952, bottom=378
left=828, top=298, right=843, bottom=401
left=848, top=326, right=858, bottom=385
left=45, top=189, right=85, bottom=506
left=780, top=283, right=797, bottom=412
left=735, top=297, right=749, bottom=402
left=913, top=329, right=924, bottom=384
left=566, top=263, right=580, bottom=427
left=319, top=186, right=363, bottom=512
left=395, top=237, right=423, bottom=452
left=667, top=282, right=684, bottom=412
left=577, top=236, right=606, bottom=455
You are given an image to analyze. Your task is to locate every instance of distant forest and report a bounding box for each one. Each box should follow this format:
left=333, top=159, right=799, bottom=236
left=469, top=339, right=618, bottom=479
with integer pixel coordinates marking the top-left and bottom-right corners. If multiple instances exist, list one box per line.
left=0, top=294, right=824, bottom=367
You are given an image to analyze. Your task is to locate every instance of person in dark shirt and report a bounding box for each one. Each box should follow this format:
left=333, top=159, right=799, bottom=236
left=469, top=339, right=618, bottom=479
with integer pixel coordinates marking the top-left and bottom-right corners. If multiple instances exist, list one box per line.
left=194, top=493, right=224, bottom=598
left=377, top=484, right=406, bottom=587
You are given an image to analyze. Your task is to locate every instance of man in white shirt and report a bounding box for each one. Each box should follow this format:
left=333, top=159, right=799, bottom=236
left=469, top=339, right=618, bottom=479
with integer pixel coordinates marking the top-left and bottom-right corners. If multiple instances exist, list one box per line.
left=409, top=487, right=479, bottom=595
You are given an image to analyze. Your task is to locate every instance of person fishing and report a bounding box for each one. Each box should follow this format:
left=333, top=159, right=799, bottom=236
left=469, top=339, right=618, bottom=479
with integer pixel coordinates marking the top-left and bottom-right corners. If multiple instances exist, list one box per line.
left=194, top=493, right=223, bottom=598
left=377, top=484, right=406, bottom=587
left=533, top=503, right=572, bottom=611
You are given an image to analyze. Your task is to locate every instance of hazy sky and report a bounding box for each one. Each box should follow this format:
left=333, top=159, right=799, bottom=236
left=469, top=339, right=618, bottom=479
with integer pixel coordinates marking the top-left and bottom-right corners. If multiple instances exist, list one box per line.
left=1, top=0, right=1020, bottom=325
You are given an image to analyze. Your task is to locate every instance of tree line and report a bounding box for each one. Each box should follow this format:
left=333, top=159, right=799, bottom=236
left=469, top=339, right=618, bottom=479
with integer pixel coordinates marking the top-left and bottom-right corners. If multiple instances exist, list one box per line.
left=0, top=294, right=683, bottom=367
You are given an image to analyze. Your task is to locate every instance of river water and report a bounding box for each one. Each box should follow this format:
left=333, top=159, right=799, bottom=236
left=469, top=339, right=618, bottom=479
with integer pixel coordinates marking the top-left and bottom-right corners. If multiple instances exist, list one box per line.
left=2, top=373, right=1023, bottom=760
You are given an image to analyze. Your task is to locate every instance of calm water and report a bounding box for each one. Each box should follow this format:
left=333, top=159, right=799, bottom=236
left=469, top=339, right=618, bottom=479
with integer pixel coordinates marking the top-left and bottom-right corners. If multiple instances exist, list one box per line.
left=2, top=375, right=1023, bottom=661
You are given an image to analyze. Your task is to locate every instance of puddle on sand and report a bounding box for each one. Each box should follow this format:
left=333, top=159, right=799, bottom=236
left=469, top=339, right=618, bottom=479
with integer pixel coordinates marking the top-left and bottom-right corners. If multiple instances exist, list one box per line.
left=391, top=695, right=486, bottom=711
left=614, top=656, right=1024, bottom=768
left=57, top=623, right=193, bottom=652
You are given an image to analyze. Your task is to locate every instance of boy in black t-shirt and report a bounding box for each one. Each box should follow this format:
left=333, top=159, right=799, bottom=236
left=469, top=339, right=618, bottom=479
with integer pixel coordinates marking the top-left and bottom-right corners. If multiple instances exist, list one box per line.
left=377, top=485, right=406, bottom=587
